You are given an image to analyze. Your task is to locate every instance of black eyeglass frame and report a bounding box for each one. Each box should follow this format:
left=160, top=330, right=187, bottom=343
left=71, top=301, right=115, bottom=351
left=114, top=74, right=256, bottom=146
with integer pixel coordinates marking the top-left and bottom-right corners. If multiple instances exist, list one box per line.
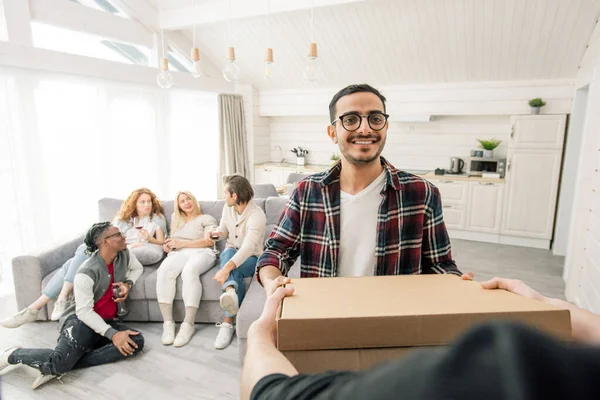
left=330, top=112, right=390, bottom=132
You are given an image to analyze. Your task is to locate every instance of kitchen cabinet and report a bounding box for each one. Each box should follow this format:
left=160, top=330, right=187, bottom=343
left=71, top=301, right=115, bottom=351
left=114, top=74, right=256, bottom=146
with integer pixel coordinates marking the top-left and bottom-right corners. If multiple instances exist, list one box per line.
left=441, top=204, right=466, bottom=230
left=254, top=167, right=285, bottom=188
left=466, top=182, right=504, bottom=233
left=509, top=115, right=566, bottom=150
left=500, top=149, right=562, bottom=239
left=433, top=180, right=468, bottom=204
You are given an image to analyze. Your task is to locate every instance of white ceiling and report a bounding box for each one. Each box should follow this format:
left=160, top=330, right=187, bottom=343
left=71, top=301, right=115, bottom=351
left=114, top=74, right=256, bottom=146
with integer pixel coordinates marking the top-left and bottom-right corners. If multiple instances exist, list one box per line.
left=146, top=0, right=600, bottom=90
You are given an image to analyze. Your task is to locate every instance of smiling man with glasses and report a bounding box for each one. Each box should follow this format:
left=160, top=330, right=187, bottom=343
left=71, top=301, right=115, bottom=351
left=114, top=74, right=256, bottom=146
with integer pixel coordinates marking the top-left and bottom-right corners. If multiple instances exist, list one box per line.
left=256, top=84, right=470, bottom=295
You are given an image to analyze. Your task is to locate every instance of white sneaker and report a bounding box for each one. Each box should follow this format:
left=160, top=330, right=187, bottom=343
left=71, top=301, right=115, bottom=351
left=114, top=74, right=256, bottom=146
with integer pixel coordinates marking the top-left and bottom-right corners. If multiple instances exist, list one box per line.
left=32, top=373, right=65, bottom=390
left=0, top=346, right=22, bottom=372
left=0, top=308, right=38, bottom=329
left=173, top=322, right=196, bottom=347
left=219, top=290, right=239, bottom=316
left=214, top=322, right=235, bottom=350
left=50, top=298, right=69, bottom=321
left=161, top=321, right=176, bottom=345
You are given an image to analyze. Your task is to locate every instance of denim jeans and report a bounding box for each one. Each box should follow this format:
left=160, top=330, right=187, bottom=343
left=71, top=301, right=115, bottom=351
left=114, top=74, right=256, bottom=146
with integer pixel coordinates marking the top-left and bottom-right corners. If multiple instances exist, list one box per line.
left=8, top=314, right=144, bottom=376
left=219, top=247, right=258, bottom=317
left=42, top=244, right=89, bottom=299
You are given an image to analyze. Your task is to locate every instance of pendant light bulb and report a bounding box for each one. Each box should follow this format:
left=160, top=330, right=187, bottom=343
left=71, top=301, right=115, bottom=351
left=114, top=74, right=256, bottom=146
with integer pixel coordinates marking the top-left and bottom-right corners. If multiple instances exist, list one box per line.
left=191, top=48, right=203, bottom=78
left=303, top=42, right=321, bottom=81
left=264, top=48, right=274, bottom=80
left=222, top=47, right=241, bottom=82
left=157, top=58, right=174, bottom=89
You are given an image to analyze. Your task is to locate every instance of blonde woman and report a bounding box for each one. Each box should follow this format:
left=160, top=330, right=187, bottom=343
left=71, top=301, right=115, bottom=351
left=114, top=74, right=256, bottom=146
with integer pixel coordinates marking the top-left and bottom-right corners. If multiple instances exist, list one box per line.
left=112, top=187, right=167, bottom=265
left=156, top=191, right=217, bottom=347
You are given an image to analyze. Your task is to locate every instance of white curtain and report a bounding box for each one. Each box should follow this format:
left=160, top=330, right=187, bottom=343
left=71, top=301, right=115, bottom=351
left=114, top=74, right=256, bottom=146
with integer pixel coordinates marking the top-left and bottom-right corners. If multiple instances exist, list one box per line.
left=0, top=67, right=219, bottom=261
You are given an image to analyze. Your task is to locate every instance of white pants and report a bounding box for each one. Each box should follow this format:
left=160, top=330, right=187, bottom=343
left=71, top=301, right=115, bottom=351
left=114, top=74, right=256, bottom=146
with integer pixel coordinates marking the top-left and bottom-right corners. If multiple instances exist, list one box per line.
left=156, top=248, right=216, bottom=307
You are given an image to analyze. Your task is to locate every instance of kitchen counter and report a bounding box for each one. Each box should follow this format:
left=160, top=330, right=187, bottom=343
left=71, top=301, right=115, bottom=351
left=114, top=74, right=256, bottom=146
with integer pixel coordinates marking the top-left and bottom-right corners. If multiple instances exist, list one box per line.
left=255, top=163, right=505, bottom=184
left=421, top=172, right=505, bottom=184
left=255, top=162, right=332, bottom=173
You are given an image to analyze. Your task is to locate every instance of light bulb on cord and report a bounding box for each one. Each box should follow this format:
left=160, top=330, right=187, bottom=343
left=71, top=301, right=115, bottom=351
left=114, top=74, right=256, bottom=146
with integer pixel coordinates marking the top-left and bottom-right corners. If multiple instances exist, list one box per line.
left=222, top=47, right=241, bottom=82
left=303, top=42, right=321, bottom=81
left=191, top=48, right=202, bottom=78
left=264, top=48, right=274, bottom=80
left=157, top=58, right=174, bottom=89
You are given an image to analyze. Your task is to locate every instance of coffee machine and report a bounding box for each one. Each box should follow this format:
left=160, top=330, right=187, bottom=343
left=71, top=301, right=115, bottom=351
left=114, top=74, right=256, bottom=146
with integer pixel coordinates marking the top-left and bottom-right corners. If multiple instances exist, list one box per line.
left=449, top=157, right=465, bottom=174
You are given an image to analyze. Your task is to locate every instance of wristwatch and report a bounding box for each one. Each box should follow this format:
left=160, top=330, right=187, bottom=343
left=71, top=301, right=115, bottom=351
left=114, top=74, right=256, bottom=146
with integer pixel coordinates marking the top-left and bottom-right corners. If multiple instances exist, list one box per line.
left=124, top=280, right=133, bottom=290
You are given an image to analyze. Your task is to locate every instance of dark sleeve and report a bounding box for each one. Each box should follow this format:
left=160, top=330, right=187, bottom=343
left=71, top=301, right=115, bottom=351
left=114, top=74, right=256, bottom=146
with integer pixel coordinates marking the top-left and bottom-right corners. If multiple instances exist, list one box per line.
left=251, top=371, right=358, bottom=400
left=251, top=322, right=600, bottom=400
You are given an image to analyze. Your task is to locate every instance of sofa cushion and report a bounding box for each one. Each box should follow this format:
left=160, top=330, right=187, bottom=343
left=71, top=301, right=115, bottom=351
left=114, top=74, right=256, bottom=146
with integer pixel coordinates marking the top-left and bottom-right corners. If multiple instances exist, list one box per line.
left=143, top=264, right=252, bottom=302
left=130, top=247, right=165, bottom=266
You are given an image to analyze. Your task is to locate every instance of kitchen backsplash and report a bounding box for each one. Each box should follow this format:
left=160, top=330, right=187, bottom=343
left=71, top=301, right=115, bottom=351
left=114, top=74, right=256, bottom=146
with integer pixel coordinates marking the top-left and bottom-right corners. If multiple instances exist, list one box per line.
left=268, top=115, right=511, bottom=169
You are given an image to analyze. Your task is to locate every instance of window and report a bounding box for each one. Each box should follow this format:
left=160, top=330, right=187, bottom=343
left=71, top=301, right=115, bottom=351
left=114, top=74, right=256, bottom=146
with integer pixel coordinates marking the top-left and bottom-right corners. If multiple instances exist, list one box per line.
left=69, top=0, right=130, bottom=19
left=0, top=70, right=219, bottom=255
left=31, top=22, right=150, bottom=65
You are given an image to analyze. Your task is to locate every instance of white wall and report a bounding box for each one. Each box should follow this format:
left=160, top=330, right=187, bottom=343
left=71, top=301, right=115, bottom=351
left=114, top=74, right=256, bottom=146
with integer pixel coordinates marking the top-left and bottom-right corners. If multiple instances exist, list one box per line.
left=553, top=88, right=589, bottom=256
left=564, top=20, right=600, bottom=311
left=269, top=115, right=510, bottom=170
left=235, top=84, right=271, bottom=182
left=259, top=80, right=574, bottom=117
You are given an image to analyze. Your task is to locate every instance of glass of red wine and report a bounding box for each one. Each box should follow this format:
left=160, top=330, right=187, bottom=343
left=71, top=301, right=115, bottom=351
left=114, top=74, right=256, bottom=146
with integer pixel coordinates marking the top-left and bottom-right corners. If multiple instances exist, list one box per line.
left=208, top=225, right=220, bottom=255
left=113, top=286, right=128, bottom=319
left=133, top=217, right=144, bottom=244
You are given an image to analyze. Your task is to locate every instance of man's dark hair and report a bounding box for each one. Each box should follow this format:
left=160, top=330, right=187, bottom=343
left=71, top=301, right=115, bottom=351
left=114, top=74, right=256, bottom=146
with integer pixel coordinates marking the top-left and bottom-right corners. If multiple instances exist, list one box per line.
left=225, top=175, right=254, bottom=205
left=328, top=84, right=387, bottom=123
left=84, top=221, right=112, bottom=255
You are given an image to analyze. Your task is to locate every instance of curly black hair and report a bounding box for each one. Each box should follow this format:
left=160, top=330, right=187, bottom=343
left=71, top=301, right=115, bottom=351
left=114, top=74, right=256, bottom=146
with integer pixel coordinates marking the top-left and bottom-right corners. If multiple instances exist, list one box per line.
left=84, top=221, right=112, bottom=255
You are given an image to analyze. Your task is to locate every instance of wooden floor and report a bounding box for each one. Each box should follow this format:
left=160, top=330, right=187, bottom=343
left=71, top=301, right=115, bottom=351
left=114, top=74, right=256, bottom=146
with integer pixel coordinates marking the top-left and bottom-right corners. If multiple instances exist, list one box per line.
left=0, top=239, right=566, bottom=399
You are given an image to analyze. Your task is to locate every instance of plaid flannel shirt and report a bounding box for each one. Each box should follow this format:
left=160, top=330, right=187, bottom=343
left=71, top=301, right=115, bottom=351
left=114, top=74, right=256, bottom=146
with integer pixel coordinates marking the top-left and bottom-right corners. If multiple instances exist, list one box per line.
left=256, top=157, right=461, bottom=279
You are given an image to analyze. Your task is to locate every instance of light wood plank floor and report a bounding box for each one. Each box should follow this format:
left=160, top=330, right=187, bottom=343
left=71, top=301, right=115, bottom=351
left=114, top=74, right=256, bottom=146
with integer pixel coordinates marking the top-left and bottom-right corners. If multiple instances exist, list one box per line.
left=0, top=239, right=566, bottom=399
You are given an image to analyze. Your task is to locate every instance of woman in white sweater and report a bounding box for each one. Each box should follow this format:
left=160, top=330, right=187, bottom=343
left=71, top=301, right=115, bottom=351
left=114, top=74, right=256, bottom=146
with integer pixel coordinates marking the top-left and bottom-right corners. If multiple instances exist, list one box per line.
left=157, top=191, right=217, bottom=347
left=207, top=175, right=266, bottom=350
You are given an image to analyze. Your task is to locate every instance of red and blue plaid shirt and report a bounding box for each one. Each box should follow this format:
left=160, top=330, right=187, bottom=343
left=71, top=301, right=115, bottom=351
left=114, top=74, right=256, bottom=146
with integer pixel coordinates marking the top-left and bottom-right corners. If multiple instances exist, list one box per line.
left=256, top=157, right=462, bottom=279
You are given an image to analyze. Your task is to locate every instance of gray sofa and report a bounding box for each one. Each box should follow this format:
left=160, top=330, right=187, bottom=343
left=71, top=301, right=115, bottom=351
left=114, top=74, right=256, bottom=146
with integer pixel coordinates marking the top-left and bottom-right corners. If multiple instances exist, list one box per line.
left=11, top=196, right=297, bottom=362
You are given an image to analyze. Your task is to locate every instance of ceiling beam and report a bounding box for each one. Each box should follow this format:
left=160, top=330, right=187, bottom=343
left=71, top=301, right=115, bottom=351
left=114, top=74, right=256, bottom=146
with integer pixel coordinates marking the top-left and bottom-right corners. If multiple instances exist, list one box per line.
left=0, top=40, right=232, bottom=92
left=110, top=0, right=159, bottom=31
left=0, top=0, right=33, bottom=45
left=29, top=0, right=153, bottom=47
left=160, top=0, right=368, bottom=30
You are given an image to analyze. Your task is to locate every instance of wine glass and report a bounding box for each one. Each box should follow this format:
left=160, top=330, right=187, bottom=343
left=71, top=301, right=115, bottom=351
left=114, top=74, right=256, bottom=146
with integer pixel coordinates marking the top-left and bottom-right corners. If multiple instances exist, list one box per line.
left=207, top=225, right=220, bottom=255
left=133, top=217, right=144, bottom=244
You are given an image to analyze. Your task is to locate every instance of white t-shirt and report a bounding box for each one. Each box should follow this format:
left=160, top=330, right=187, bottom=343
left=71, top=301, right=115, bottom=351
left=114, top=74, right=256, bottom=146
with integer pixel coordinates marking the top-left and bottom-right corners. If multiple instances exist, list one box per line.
left=337, top=171, right=386, bottom=277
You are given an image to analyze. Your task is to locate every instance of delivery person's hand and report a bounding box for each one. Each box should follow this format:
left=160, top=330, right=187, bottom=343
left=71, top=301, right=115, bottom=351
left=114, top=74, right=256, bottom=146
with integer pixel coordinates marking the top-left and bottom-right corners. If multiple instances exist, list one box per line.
left=265, top=275, right=292, bottom=297
left=481, top=277, right=545, bottom=302
left=249, top=284, right=295, bottom=344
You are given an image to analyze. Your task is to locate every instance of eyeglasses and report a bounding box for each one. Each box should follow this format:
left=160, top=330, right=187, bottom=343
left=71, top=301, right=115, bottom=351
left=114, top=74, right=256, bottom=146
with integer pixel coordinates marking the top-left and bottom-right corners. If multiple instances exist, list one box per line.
left=104, top=231, right=124, bottom=240
left=331, top=112, right=389, bottom=132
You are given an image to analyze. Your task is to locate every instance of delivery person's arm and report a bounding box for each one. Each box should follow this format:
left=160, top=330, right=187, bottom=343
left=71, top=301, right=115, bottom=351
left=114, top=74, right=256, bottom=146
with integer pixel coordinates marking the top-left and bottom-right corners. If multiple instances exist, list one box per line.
left=241, top=286, right=298, bottom=400
left=482, top=277, right=600, bottom=345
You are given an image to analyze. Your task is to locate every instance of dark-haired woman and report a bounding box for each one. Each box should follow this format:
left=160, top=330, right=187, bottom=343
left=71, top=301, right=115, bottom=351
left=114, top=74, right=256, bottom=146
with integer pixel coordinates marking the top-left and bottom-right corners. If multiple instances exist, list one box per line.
left=0, top=222, right=145, bottom=390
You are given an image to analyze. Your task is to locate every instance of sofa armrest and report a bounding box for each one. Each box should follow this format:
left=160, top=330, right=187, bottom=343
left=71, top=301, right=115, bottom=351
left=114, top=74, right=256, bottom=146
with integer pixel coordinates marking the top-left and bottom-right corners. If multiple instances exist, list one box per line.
left=236, top=278, right=266, bottom=341
left=11, top=235, right=84, bottom=316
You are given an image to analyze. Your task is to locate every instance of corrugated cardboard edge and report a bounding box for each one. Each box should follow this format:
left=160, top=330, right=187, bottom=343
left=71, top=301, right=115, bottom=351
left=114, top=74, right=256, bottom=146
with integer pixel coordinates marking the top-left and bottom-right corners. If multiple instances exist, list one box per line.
left=282, top=347, right=426, bottom=373
left=278, top=308, right=571, bottom=351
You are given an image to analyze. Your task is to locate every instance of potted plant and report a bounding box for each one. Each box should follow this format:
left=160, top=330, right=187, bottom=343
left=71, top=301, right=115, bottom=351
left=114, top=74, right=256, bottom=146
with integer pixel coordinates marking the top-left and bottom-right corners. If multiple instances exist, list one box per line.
left=291, top=147, right=308, bottom=166
left=528, top=98, right=546, bottom=114
left=477, top=138, right=502, bottom=158
left=330, top=152, right=340, bottom=165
